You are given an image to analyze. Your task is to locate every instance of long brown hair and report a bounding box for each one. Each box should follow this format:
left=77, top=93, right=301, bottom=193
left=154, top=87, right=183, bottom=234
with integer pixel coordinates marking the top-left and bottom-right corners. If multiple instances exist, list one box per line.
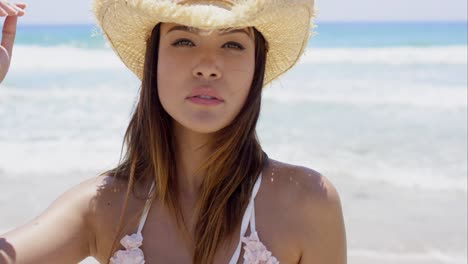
left=102, top=23, right=269, bottom=264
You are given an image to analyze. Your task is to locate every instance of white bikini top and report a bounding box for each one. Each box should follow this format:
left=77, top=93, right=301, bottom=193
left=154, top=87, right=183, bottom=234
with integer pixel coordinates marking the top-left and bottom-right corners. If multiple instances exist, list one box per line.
left=109, top=172, right=279, bottom=264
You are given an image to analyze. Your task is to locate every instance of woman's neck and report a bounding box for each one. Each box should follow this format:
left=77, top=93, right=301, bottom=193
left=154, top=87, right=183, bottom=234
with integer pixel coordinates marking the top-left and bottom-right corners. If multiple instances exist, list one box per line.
left=173, top=122, right=214, bottom=199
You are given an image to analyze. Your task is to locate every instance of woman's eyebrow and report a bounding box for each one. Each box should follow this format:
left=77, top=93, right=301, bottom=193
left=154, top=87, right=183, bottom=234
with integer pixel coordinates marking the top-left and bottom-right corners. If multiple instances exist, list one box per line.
left=219, top=28, right=252, bottom=38
left=166, top=25, right=195, bottom=35
left=166, top=25, right=251, bottom=38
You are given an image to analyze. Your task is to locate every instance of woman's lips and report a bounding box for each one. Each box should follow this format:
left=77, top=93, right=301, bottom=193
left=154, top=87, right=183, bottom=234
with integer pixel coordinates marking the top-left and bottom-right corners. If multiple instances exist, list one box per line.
left=187, top=96, right=224, bottom=105
left=187, top=87, right=224, bottom=101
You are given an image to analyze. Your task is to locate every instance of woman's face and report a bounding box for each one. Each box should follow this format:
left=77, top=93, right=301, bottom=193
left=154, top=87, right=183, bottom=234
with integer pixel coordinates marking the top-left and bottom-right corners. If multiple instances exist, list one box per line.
left=157, top=22, right=256, bottom=134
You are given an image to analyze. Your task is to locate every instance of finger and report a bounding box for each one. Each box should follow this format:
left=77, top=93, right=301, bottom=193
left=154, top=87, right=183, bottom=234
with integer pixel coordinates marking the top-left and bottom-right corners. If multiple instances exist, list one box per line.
left=6, top=2, right=21, bottom=13
left=0, top=1, right=18, bottom=15
left=13, top=2, right=27, bottom=9
left=11, top=5, right=24, bottom=17
left=0, top=7, right=7, bottom=17
left=0, top=3, right=26, bottom=18
left=12, top=3, right=26, bottom=16
left=1, top=15, right=18, bottom=56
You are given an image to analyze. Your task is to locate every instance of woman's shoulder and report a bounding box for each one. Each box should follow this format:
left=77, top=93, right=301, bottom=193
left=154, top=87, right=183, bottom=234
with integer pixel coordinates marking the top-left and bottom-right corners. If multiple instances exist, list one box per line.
left=77, top=174, right=136, bottom=223
left=259, top=158, right=346, bottom=262
left=261, top=158, right=342, bottom=209
left=83, top=174, right=150, bottom=211
left=77, top=174, right=149, bottom=261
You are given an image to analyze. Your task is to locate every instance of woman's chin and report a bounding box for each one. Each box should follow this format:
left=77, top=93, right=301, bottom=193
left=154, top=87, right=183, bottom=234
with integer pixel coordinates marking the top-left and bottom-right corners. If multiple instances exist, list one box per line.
left=174, top=119, right=229, bottom=135
left=184, top=124, right=226, bottom=134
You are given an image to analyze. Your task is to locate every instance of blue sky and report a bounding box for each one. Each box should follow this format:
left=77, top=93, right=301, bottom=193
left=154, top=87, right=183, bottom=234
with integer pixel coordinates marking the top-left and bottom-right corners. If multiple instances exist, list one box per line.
left=14, top=0, right=468, bottom=24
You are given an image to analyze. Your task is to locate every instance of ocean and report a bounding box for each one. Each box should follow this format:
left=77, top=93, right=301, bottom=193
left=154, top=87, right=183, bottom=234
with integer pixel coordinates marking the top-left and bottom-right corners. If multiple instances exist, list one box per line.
left=0, top=21, right=467, bottom=264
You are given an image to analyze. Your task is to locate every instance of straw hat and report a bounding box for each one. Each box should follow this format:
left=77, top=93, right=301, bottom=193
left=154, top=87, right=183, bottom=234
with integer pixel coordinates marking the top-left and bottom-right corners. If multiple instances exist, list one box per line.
left=92, top=0, right=317, bottom=86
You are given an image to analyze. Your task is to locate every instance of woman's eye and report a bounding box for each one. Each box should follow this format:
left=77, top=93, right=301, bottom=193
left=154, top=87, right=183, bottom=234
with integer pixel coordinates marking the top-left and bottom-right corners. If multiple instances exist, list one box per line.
left=171, top=39, right=244, bottom=50
left=224, top=42, right=245, bottom=50
left=172, top=39, right=195, bottom=47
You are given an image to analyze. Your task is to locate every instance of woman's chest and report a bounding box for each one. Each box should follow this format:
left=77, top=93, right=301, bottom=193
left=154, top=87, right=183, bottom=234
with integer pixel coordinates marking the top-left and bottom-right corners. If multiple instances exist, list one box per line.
left=92, top=175, right=304, bottom=263
left=94, top=205, right=301, bottom=264
left=103, top=226, right=299, bottom=264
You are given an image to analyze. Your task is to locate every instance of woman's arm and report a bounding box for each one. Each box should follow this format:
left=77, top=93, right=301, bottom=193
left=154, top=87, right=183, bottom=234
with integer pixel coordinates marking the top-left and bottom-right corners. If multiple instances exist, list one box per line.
left=297, top=169, right=347, bottom=264
left=0, top=178, right=97, bottom=264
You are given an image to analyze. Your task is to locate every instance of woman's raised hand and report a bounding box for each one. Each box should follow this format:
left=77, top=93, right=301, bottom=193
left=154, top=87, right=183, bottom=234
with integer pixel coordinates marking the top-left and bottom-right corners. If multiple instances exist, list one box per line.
left=0, top=1, right=26, bottom=83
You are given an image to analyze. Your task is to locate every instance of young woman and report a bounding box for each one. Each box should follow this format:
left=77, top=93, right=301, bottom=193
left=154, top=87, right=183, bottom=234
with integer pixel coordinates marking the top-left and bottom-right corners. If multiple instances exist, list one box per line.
left=0, top=0, right=347, bottom=263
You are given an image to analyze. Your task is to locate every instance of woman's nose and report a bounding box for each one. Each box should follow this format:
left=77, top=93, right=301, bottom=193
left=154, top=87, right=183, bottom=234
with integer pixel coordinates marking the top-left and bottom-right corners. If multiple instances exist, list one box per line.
left=192, top=56, right=222, bottom=81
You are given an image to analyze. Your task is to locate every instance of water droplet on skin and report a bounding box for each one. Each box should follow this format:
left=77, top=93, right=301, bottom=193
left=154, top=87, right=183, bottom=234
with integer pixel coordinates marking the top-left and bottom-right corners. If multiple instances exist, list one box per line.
left=271, top=177, right=274, bottom=182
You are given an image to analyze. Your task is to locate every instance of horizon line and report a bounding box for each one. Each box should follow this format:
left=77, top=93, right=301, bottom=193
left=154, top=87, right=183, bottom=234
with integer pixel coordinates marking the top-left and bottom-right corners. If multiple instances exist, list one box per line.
left=17, top=19, right=468, bottom=27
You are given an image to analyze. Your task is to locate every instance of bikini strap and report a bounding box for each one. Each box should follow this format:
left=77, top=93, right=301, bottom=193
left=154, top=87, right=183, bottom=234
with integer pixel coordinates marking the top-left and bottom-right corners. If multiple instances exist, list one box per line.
left=249, top=172, right=262, bottom=233
left=228, top=172, right=263, bottom=264
left=137, top=180, right=156, bottom=234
